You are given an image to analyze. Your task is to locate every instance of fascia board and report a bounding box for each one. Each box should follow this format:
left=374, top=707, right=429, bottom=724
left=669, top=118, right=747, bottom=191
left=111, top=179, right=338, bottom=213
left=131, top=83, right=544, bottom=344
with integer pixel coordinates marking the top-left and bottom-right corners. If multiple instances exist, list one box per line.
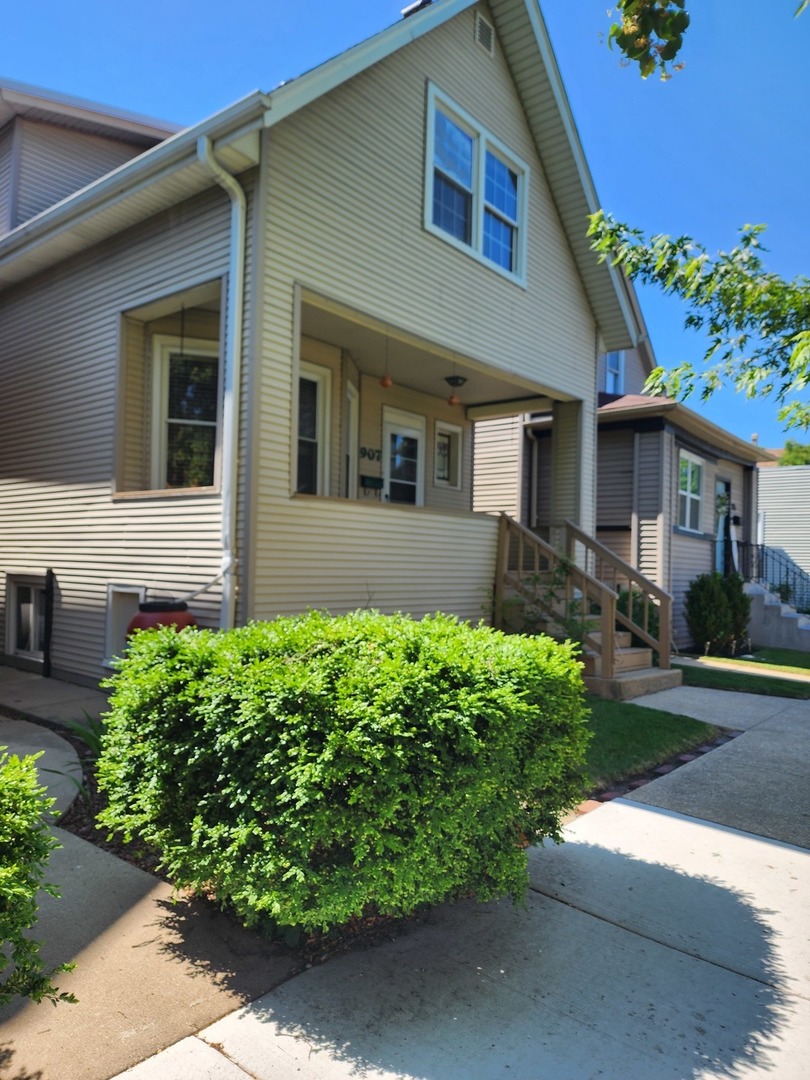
left=261, top=0, right=477, bottom=127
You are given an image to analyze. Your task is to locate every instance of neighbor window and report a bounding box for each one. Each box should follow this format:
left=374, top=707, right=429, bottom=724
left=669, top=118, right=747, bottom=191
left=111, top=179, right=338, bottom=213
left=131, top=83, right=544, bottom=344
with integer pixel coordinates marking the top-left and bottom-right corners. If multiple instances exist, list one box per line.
left=604, top=351, right=625, bottom=394
left=297, top=362, right=332, bottom=495
left=426, top=85, right=528, bottom=281
left=434, top=421, right=462, bottom=489
left=383, top=407, right=426, bottom=506
left=678, top=451, right=703, bottom=532
left=152, top=336, right=220, bottom=489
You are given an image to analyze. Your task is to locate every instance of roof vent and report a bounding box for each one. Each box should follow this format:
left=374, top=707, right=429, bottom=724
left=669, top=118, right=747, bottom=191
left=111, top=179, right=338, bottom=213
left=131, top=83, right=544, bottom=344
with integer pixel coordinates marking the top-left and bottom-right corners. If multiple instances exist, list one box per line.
left=401, top=0, right=433, bottom=18
left=475, top=12, right=495, bottom=57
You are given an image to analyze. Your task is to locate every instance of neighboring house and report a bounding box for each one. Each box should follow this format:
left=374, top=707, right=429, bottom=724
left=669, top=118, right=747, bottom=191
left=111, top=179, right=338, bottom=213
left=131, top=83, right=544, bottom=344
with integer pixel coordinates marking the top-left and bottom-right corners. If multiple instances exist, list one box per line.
left=756, top=464, right=810, bottom=611
left=475, top=337, right=766, bottom=648
left=0, top=0, right=642, bottom=687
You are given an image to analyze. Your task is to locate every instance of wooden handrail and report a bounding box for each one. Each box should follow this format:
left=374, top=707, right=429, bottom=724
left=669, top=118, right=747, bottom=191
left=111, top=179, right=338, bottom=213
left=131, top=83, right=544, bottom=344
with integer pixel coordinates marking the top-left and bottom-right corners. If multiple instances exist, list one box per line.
left=563, top=519, right=672, bottom=669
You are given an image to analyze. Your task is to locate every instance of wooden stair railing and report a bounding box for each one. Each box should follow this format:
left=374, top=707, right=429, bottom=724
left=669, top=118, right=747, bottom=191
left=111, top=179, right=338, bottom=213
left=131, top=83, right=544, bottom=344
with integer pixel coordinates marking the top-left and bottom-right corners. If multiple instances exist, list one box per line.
left=563, top=519, right=672, bottom=670
left=494, top=514, right=617, bottom=679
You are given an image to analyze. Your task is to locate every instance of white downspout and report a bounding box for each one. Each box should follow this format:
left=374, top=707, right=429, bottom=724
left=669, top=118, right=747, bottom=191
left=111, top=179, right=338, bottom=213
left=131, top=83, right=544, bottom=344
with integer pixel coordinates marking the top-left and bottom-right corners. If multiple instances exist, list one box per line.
left=197, top=135, right=247, bottom=630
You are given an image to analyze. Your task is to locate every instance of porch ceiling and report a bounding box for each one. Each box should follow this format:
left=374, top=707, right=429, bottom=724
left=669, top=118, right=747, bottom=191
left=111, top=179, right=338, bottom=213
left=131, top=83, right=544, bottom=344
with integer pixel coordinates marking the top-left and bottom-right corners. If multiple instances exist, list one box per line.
left=300, top=300, right=570, bottom=414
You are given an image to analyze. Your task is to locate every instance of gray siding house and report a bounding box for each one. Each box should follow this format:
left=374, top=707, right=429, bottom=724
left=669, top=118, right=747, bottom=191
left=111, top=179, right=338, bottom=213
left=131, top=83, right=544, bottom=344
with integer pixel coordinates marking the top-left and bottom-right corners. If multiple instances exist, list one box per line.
left=0, top=0, right=642, bottom=687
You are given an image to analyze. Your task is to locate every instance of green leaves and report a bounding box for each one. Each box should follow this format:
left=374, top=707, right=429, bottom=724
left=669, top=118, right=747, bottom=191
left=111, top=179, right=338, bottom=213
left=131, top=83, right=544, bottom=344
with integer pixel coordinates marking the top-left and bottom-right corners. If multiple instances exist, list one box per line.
left=0, top=750, right=76, bottom=1006
left=588, top=211, right=810, bottom=429
left=607, top=1, right=690, bottom=80
left=98, top=612, right=590, bottom=935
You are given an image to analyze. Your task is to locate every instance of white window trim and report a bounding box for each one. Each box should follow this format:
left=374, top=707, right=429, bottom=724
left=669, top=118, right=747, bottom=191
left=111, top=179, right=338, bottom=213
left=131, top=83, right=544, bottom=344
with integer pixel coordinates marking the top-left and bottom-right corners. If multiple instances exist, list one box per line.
left=383, top=406, right=426, bottom=507
left=678, top=450, right=703, bottom=533
left=434, top=420, right=463, bottom=489
left=150, top=334, right=220, bottom=490
left=605, top=351, right=625, bottom=394
left=103, top=584, right=146, bottom=668
left=6, top=574, right=47, bottom=659
left=298, top=361, right=332, bottom=496
left=425, top=84, right=529, bottom=285
left=345, top=381, right=359, bottom=499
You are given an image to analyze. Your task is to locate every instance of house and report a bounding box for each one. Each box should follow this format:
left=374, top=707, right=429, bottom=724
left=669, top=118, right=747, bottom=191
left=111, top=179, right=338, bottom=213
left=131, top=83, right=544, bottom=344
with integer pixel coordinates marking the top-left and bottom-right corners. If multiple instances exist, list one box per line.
left=475, top=323, right=766, bottom=650
left=0, top=0, right=649, bottom=689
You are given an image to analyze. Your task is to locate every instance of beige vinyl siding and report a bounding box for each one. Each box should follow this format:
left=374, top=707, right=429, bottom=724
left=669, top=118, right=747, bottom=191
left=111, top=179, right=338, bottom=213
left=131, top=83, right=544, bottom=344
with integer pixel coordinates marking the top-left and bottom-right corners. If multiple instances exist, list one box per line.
left=472, top=417, right=523, bottom=517
left=12, top=119, right=145, bottom=227
left=250, top=6, right=597, bottom=620
left=0, top=123, right=12, bottom=234
left=0, top=186, right=234, bottom=681
left=623, top=347, right=649, bottom=396
left=758, top=465, right=810, bottom=576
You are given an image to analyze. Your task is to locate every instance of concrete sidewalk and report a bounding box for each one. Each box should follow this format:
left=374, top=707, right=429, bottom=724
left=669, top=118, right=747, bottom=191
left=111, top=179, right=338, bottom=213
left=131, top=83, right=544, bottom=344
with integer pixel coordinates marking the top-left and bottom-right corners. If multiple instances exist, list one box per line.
left=1, top=672, right=808, bottom=1079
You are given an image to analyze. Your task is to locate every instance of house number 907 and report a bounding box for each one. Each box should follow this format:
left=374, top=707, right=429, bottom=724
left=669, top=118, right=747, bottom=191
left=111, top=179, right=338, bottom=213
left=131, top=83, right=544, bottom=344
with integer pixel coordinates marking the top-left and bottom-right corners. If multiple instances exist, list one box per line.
left=360, top=447, right=382, bottom=462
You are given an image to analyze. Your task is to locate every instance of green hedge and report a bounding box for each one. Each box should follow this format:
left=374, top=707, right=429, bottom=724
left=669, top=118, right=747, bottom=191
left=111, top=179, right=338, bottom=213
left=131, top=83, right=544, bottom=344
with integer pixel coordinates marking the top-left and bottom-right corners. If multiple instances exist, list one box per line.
left=0, top=749, right=75, bottom=1006
left=98, top=611, right=590, bottom=934
left=685, top=572, right=751, bottom=655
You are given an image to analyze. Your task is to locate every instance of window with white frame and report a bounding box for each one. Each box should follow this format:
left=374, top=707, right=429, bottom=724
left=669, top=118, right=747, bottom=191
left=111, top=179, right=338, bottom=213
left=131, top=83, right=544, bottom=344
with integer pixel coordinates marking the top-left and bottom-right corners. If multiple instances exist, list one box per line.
left=152, top=336, right=220, bottom=489
left=8, top=577, right=46, bottom=658
left=678, top=450, right=703, bottom=532
left=383, top=408, right=425, bottom=506
left=426, top=85, right=528, bottom=281
left=104, top=584, right=146, bottom=667
left=297, top=362, right=332, bottom=495
left=604, top=351, right=625, bottom=394
left=434, top=420, right=462, bottom=489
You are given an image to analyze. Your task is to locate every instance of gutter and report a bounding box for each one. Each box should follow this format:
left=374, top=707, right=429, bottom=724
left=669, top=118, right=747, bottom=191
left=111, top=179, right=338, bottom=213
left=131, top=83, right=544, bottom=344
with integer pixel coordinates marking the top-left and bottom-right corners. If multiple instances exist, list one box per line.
left=196, top=135, right=247, bottom=631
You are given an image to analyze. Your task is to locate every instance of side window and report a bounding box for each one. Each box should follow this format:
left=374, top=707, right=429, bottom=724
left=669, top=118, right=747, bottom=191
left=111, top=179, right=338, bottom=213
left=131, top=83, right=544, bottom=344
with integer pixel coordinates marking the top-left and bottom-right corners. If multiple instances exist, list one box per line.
left=7, top=577, right=47, bottom=658
left=678, top=451, right=703, bottom=532
left=434, top=421, right=462, bottom=489
left=152, top=336, right=220, bottom=489
left=383, top=408, right=426, bottom=506
left=426, top=85, right=528, bottom=282
left=297, top=362, right=332, bottom=495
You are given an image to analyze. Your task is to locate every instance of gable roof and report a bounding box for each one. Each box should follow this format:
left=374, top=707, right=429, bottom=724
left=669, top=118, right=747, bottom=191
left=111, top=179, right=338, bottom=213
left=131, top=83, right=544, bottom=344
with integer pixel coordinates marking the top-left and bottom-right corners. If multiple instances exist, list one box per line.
left=0, top=0, right=640, bottom=347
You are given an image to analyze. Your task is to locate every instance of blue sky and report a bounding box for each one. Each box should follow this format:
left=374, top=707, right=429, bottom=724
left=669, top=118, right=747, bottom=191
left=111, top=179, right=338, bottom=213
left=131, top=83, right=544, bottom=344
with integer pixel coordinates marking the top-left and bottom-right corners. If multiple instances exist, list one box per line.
left=4, top=0, right=808, bottom=448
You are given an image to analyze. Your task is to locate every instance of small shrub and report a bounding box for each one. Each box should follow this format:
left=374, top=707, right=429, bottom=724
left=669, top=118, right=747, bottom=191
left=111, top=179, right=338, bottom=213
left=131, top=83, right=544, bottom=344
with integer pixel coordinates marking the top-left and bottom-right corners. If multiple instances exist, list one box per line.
left=685, top=573, right=751, bottom=655
left=98, top=611, right=590, bottom=934
left=0, top=749, right=75, bottom=1006
left=616, top=588, right=660, bottom=644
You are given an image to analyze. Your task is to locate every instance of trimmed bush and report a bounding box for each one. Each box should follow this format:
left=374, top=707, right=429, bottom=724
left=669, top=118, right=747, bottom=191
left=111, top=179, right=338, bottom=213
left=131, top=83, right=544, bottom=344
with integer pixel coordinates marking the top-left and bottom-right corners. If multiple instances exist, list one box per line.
left=684, top=572, right=752, bottom=655
left=0, top=749, right=75, bottom=1006
left=98, top=610, right=590, bottom=934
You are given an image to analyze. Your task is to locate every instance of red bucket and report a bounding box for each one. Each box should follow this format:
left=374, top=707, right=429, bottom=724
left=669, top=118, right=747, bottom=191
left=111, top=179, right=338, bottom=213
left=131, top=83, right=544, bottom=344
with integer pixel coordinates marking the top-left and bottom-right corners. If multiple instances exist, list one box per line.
left=126, top=600, right=197, bottom=638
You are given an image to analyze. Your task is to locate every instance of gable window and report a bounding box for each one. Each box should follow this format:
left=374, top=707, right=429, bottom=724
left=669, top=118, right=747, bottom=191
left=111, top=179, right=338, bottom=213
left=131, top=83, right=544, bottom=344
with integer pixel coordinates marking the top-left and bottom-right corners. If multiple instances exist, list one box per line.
left=426, top=85, right=528, bottom=282
left=152, top=336, right=220, bottom=489
left=383, top=408, right=425, bottom=506
left=678, top=451, right=703, bottom=532
left=297, top=362, right=331, bottom=495
left=434, top=420, right=462, bottom=489
left=605, top=351, right=625, bottom=394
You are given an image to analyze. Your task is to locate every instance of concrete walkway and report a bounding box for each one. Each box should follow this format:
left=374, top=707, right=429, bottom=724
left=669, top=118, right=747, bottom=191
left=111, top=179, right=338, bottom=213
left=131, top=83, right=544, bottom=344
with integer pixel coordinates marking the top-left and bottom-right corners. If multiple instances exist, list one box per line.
left=0, top=671, right=808, bottom=1079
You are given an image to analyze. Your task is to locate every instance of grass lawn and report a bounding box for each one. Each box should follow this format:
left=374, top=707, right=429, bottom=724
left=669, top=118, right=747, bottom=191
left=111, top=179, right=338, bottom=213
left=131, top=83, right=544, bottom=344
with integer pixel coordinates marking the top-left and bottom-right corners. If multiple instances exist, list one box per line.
left=674, top=662, right=810, bottom=699
left=584, top=695, right=719, bottom=791
left=750, top=647, right=810, bottom=673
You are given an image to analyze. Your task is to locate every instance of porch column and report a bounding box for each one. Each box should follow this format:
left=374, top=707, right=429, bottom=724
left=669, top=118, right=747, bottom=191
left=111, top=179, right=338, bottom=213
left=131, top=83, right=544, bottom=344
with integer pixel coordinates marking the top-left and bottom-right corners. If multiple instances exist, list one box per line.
left=549, top=399, right=595, bottom=553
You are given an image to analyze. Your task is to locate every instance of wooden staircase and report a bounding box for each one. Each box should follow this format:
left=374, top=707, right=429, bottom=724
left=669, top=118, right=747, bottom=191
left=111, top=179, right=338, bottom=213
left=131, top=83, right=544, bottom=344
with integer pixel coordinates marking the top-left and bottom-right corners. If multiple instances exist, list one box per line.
left=494, top=515, right=682, bottom=700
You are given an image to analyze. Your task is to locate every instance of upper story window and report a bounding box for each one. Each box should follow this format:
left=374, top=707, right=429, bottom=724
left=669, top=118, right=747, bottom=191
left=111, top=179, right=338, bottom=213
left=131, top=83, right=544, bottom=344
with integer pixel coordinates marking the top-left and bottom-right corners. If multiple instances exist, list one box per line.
left=678, top=450, right=703, bottom=532
left=426, top=85, right=528, bottom=283
left=604, top=351, right=625, bottom=395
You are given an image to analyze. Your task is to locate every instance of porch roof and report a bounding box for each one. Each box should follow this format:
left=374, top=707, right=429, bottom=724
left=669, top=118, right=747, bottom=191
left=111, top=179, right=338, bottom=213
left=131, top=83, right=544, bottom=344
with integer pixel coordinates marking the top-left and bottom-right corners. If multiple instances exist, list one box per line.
left=598, top=394, right=775, bottom=464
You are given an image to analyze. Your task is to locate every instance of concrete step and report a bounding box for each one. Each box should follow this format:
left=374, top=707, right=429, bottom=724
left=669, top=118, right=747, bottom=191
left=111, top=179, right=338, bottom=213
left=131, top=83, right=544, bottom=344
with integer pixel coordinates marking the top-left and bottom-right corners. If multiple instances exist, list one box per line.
left=583, top=666, right=683, bottom=701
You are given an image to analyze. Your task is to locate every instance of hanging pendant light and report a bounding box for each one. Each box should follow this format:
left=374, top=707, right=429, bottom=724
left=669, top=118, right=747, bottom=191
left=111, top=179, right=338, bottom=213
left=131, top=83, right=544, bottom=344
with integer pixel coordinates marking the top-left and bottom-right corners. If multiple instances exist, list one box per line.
left=445, top=373, right=467, bottom=406
left=380, top=338, right=393, bottom=388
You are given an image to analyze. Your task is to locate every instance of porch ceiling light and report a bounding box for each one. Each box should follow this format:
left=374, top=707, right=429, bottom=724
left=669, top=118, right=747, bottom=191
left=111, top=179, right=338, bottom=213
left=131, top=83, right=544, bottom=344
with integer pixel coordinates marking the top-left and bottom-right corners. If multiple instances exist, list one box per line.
left=445, top=373, right=467, bottom=406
